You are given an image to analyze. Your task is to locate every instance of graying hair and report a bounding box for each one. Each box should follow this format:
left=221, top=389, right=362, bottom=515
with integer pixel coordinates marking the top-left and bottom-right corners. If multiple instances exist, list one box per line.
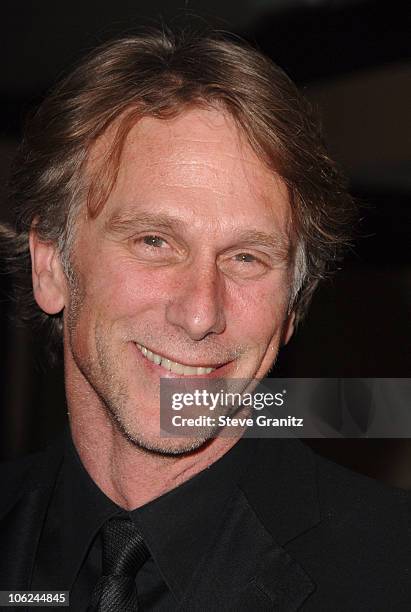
left=1, top=27, right=356, bottom=353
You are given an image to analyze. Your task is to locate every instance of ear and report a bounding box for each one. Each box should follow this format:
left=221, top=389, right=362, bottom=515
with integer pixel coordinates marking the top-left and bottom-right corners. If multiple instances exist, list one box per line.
left=29, top=228, right=67, bottom=315
left=282, top=311, right=296, bottom=346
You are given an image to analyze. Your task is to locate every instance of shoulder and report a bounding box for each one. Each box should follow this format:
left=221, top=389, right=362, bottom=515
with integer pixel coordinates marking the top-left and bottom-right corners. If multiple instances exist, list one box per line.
left=256, top=435, right=409, bottom=503
left=295, top=442, right=411, bottom=607
left=247, top=438, right=411, bottom=606
left=244, top=437, right=410, bottom=540
left=311, top=440, right=410, bottom=513
left=0, top=435, right=65, bottom=516
left=0, top=452, right=37, bottom=488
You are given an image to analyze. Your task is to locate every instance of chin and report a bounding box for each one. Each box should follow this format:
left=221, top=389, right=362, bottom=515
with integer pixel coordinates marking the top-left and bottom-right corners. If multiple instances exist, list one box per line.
left=109, top=409, right=218, bottom=457
left=124, top=429, right=216, bottom=457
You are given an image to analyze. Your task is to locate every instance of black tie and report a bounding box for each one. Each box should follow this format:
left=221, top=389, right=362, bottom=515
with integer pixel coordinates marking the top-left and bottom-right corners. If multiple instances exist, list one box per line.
left=89, top=515, right=150, bottom=611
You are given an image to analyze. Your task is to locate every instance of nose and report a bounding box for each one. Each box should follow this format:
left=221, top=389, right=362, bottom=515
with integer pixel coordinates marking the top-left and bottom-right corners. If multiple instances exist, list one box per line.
left=165, top=261, right=227, bottom=341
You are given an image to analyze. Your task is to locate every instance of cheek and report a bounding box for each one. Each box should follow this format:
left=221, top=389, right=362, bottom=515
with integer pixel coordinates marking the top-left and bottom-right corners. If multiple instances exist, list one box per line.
left=225, top=276, right=290, bottom=342
left=78, top=255, right=172, bottom=319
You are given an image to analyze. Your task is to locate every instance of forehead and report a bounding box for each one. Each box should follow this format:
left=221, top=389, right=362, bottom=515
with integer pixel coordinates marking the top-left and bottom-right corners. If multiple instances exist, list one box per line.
left=89, top=107, right=291, bottom=234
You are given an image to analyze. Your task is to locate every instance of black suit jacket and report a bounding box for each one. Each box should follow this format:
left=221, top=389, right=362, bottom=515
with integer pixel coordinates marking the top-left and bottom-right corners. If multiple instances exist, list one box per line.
left=0, top=435, right=410, bottom=611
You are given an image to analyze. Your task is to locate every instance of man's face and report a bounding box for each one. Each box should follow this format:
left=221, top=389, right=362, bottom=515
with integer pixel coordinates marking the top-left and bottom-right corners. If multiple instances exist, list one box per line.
left=63, top=107, right=295, bottom=453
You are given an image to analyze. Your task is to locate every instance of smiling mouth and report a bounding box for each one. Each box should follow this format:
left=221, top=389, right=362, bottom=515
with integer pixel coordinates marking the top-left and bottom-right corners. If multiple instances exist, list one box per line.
left=135, top=343, right=218, bottom=376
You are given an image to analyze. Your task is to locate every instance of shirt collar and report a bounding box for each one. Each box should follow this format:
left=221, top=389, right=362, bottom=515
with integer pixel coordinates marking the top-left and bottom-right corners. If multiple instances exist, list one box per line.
left=62, top=430, right=121, bottom=585
left=131, top=438, right=253, bottom=600
left=62, top=428, right=253, bottom=600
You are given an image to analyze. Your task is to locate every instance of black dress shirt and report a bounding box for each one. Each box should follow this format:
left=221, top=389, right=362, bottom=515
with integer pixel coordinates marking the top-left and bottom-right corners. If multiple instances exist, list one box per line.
left=31, top=429, right=253, bottom=610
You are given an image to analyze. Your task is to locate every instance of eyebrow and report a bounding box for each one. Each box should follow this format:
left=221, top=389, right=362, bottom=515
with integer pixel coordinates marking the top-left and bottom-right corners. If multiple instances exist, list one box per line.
left=105, top=210, right=292, bottom=258
left=105, top=210, right=186, bottom=235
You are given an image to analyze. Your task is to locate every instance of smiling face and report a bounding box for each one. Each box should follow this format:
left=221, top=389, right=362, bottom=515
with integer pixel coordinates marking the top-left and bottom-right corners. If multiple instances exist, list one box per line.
left=61, top=107, right=295, bottom=454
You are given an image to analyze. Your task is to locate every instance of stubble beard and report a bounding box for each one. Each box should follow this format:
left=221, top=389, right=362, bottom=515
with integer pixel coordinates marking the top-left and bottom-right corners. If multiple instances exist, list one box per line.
left=64, top=264, right=221, bottom=457
left=94, top=329, right=221, bottom=457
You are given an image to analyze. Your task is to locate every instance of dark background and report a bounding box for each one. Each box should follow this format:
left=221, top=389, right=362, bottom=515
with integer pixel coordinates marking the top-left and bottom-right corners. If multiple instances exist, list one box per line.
left=0, top=0, right=410, bottom=484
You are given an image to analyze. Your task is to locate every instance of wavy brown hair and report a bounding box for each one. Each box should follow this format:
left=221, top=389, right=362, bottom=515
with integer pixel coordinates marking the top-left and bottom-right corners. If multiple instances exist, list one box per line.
left=1, top=28, right=356, bottom=352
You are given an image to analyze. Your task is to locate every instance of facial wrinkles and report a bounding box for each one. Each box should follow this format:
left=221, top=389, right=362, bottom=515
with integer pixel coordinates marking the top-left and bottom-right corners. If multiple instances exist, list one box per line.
left=66, top=263, right=277, bottom=384
left=81, top=112, right=290, bottom=343
left=90, top=247, right=289, bottom=377
left=60, top=109, right=297, bottom=465
left=67, top=249, right=241, bottom=369
left=92, top=320, right=219, bottom=456
left=121, top=111, right=284, bottom=207
left=118, top=316, right=246, bottom=367
left=70, top=229, right=289, bottom=378
left=126, top=279, right=283, bottom=374
left=123, top=168, right=226, bottom=215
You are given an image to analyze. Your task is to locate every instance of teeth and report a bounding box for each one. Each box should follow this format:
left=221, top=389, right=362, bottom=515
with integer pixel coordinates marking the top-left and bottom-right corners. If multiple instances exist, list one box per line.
left=136, top=344, right=215, bottom=375
left=162, top=358, right=172, bottom=370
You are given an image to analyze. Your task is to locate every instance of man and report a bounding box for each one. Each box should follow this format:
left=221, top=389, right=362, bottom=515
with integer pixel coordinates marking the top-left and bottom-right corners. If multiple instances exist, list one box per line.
left=0, top=29, right=410, bottom=611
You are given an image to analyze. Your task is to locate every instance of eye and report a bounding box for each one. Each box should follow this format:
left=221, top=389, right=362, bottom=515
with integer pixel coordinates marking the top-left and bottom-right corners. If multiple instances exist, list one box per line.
left=235, top=253, right=257, bottom=263
left=130, top=233, right=180, bottom=265
left=219, top=251, right=269, bottom=280
left=142, top=235, right=167, bottom=248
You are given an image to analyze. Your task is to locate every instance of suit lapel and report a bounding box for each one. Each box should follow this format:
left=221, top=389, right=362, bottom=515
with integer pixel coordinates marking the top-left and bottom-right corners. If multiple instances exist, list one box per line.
left=180, top=438, right=321, bottom=611
left=0, top=435, right=321, bottom=608
left=0, top=489, right=52, bottom=589
left=179, top=488, right=315, bottom=611
left=240, top=438, right=321, bottom=546
left=0, top=438, right=64, bottom=589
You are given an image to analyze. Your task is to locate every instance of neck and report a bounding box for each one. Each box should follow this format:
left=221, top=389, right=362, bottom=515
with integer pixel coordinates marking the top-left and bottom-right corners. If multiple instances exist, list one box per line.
left=69, top=409, right=240, bottom=510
